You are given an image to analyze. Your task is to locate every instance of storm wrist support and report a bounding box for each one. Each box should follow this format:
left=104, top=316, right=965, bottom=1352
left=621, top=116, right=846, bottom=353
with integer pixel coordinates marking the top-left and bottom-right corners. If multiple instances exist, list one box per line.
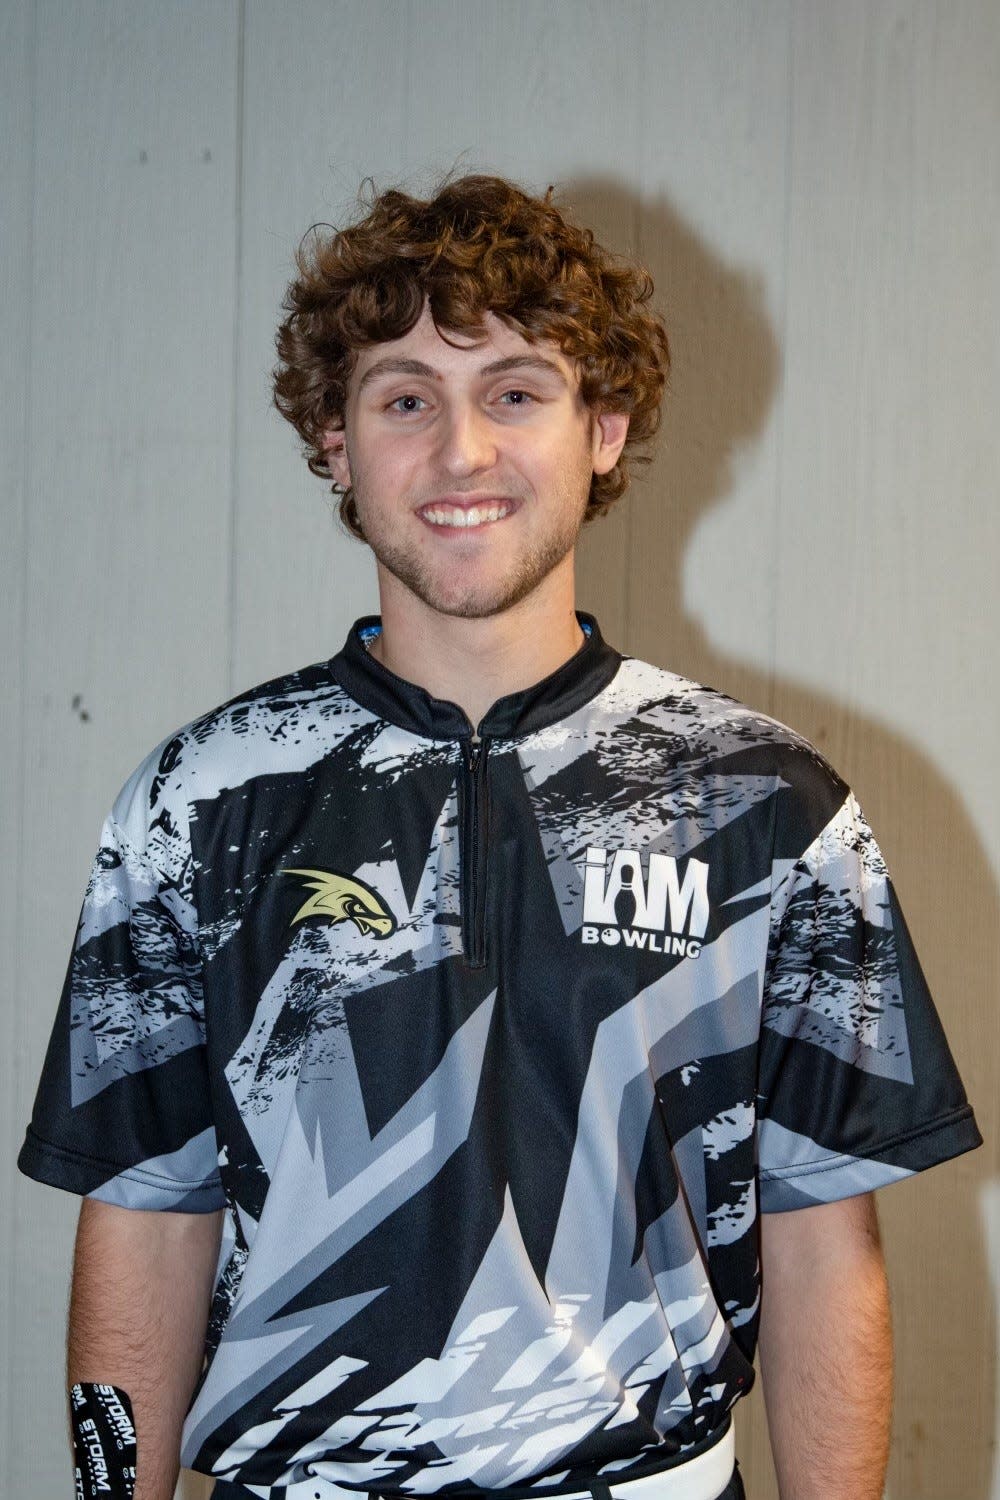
left=70, top=1383, right=136, bottom=1500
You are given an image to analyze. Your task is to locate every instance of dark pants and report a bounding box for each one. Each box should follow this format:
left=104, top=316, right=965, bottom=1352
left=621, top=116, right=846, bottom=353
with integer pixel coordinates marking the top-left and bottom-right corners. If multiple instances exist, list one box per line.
left=715, top=1460, right=746, bottom=1499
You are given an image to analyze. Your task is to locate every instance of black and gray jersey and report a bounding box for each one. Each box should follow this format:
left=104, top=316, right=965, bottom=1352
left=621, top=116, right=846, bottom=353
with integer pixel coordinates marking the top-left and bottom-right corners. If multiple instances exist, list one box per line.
left=19, top=612, right=981, bottom=1495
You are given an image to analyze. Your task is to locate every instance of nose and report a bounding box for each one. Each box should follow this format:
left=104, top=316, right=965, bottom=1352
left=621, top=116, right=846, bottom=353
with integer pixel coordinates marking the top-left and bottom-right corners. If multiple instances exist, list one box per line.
left=436, top=400, right=499, bottom=477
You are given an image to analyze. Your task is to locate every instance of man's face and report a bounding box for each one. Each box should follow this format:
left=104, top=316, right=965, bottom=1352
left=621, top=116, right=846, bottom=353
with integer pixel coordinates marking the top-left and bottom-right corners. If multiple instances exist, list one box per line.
left=323, top=302, right=628, bottom=621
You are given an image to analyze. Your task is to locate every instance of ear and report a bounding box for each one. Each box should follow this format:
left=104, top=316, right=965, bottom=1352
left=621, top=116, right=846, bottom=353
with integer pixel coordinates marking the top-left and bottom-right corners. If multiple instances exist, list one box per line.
left=321, top=427, right=352, bottom=489
left=590, top=411, right=630, bottom=475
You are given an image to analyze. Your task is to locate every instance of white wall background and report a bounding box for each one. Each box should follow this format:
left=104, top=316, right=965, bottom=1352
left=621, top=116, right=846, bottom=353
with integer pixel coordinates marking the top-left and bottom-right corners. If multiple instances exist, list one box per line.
left=2, top=3, right=997, bottom=1497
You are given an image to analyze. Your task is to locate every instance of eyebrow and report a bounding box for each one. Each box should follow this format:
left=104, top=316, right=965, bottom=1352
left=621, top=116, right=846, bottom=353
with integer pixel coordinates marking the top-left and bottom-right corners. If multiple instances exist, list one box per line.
left=355, top=353, right=570, bottom=395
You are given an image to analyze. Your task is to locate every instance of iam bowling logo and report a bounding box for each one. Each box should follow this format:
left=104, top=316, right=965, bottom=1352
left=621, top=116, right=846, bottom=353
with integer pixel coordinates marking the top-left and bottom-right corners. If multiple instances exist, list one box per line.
left=581, top=845, right=709, bottom=959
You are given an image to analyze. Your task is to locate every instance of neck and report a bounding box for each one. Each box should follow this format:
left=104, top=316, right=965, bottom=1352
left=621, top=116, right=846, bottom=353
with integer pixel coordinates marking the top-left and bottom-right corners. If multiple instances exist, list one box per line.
left=368, top=569, right=585, bottom=730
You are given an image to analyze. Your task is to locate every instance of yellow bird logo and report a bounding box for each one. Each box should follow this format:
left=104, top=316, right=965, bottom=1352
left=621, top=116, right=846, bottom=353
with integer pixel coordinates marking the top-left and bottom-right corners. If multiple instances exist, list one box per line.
left=280, top=868, right=397, bottom=939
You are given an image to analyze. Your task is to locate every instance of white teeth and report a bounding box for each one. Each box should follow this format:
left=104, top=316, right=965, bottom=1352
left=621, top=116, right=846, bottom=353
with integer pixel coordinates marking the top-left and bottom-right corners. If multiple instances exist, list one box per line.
left=422, top=504, right=511, bottom=528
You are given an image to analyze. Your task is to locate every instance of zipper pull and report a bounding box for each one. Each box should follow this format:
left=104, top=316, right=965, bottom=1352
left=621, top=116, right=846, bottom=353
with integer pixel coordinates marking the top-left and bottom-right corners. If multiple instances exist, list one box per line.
left=465, top=727, right=489, bottom=772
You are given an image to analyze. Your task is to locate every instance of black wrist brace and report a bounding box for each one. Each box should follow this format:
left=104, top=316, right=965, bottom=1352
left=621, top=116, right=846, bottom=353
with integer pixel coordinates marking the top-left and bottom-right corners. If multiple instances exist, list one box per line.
left=70, top=1383, right=136, bottom=1500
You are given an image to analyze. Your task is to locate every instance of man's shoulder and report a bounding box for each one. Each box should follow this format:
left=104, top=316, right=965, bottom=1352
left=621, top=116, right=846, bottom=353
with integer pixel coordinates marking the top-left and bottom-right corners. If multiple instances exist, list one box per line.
left=106, top=653, right=362, bottom=862
left=605, top=653, right=848, bottom=801
left=177, top=652, right=356, bottom=759
left=609, top=653, right=821, bottom=748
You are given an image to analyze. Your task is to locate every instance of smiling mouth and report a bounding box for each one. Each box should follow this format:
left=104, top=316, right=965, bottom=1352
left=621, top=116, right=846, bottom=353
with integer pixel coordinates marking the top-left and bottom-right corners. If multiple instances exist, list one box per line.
left=417, top=501, right=517, bottom=530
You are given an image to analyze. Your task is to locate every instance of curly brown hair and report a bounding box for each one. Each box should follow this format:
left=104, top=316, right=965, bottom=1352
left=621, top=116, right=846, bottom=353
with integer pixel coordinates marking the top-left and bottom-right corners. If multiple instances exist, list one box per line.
left=272, top=171, right=670, bottom=541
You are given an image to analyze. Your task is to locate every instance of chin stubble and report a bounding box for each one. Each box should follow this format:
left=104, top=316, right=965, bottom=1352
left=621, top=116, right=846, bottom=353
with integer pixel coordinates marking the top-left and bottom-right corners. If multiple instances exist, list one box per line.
left=371, top=508, right=587, bottom=620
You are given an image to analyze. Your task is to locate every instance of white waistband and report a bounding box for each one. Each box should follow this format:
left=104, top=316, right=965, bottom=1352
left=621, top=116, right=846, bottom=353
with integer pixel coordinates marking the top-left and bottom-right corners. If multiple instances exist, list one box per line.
left=580, top=1424, right=735, bottom=1500
left=242, top=1427, right=735, bottom=1500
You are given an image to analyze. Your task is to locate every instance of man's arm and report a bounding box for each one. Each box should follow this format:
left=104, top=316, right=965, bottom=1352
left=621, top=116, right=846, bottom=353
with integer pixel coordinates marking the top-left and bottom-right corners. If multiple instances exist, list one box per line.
left=757, top=1191, right=892, bottom=1500
left=67, top=1198, right=225, bottom=1500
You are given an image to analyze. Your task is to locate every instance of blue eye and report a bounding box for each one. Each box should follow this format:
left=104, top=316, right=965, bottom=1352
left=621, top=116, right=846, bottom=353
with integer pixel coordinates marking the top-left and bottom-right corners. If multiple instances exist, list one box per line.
left=390, top=394, right=425, bottom=413
left=500, top=390, right=532, bottom=405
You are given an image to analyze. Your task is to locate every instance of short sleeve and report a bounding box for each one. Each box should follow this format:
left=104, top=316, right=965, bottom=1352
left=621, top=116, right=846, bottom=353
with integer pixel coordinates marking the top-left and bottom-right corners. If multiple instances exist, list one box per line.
left=757, top=786, right=981, bottom=1211
left=17, top=744, right=224, bottom=1213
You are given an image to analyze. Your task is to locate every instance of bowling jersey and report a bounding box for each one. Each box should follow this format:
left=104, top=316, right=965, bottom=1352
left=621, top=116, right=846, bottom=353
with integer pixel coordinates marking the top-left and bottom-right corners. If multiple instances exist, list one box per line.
left=18, top=610, right=981, bottom=1494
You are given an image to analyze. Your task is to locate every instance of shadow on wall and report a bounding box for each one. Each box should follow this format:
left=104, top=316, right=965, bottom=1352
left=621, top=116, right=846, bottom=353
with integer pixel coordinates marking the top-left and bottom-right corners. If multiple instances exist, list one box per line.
left=569, top=176, right=997, bottom=1500
left=181, top=173, right=996, bottom=1500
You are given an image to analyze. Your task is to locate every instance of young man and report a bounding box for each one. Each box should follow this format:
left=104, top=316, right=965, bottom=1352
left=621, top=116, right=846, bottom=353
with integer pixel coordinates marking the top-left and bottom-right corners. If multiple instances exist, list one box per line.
left=19, top=174, right=981, bottom=1500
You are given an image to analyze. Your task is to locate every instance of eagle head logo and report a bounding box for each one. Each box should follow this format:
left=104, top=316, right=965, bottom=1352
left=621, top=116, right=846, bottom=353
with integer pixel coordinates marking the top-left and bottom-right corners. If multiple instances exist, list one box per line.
left=280, top=868, right=397, bottom=939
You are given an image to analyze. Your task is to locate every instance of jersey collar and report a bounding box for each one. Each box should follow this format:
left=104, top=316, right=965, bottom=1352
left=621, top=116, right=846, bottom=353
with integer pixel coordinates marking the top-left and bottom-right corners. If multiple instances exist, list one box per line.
left=329, top=610, right=623, bottom=741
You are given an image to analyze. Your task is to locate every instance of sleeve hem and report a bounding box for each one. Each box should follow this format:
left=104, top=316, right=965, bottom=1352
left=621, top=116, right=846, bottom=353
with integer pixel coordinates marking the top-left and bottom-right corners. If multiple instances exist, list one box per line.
left=17, top=1127, right=224, bottom=1199
left=759, top=1102, right=981, bottom=1182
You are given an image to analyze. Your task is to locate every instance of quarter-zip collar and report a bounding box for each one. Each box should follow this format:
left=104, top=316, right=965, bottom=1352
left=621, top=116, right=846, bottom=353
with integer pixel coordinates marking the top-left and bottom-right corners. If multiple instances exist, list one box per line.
left=329, top=610, right=622, bottom=741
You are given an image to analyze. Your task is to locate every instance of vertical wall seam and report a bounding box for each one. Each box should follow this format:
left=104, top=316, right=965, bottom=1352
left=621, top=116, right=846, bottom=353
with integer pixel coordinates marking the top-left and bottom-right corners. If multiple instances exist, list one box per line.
left=625, top=1, right=645, bottom=657
left=15, top=0, right=38, bottom=1060
left=227, top=0, right=247, bottom=697
left=9, top=0, right=40, bottom=1476
left=403, top=0, right=412, bottom=170
left=768, top=0, right=796, bottom=718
